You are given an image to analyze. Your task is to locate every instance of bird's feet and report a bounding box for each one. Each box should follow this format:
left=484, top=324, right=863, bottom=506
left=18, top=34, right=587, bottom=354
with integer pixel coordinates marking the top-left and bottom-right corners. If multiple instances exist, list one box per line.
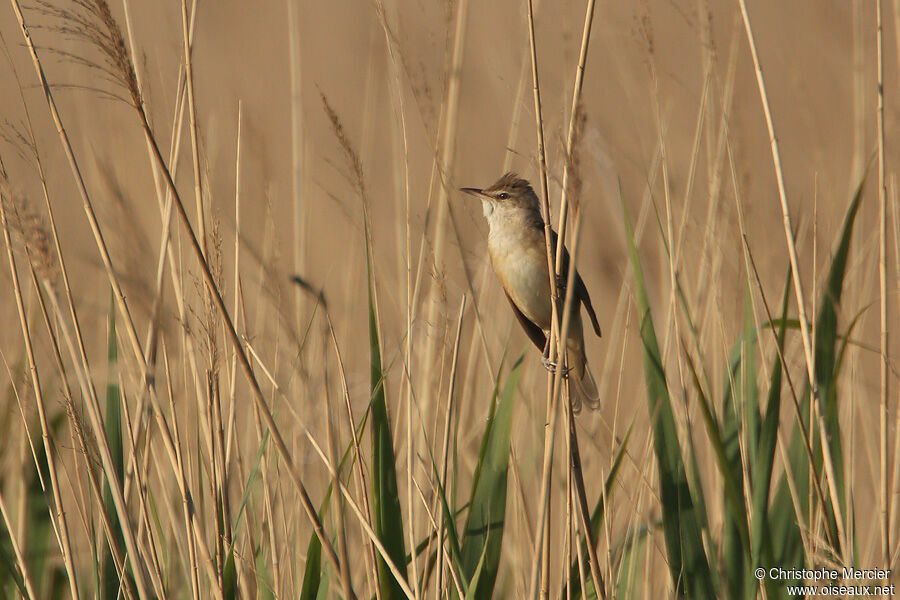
left=556, top=273, right=567, bottom=293
left=553, top=274, right=567, bottom=300
left=541, top=356, right=572, bottom=377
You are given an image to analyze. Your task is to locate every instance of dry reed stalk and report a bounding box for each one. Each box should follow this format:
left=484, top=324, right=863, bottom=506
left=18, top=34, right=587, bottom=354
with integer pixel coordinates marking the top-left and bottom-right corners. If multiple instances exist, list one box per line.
left=642, top=16, right=686, bottom=402
left=877, top=0, right=891, bottom=571
left=559, top=102, right=605, bottom=598
left=671, top=75, right=710, bottom=277
left=1, top=191, right=81, bottom=600
left=852, top=0, right=867, bottom=189
left=555, top=0, right=597, bottom=246
left=121, top=396, right=168, bottom=597
left=201, top=221, right=231, bottom=591
left=509, top=443, right=535, bottom=584
left=891, top=178, right=900, bottom=560
left=435, top=296, right=466, bottom=597
left=0, top=488, right=38, bottom=600
left=692, top=17, right=739, bottom=326
left=120, top=0, right=193, bottom=385
left=157, top=343, right=200, bottom=597
left=572, top=492, right=588, bottom=600
left=286, top=0, right=306, bottom=334
left=603, top=300, right=633, bottom=586
left=248, top=362, right=282, bottom=590
left=226, top=101, right=242, bottom=465
left=891, top=89, right=900, bottom=581
left=128, top=1, right=203, bottom=493
left=737, top=0, right=849, bottom=557
left=132, top=67, right=191, bottom=447
left=222, top=106, right=243, bottom=593
left=137, top=67, right=206, bottom=598
left=243, top=205, right=289, bottom=594
left=423, top=0, right=468, bottom=350
left=119, top=0, right=188, bottom=433
left=320, top=324, right=353, bottom=599
left=302, top=431, right=417, bottom=600
left=220, top=102, right=243, bottom=575
left=535, top=223, right=586, bottom=599
left=563, top=463, right=572, bottom=600
left=408, top=476, right=466, bottom=600
left=327, top=302, right=379, bottom=599
left=524, top=0, right=601, bottom=595
left=181, top=0, right=207, bottom=258
left=374, top=6, right=422, bottom=595
left=558, top=209, right=605, bottom=598
left=523, top=0, right=561, bottom=595
left=365, top=9, right=424, bottom=596
left=322, top=87, right=409, bottom=600
left=555, top=8, right=603, bottom=593
left=696, top=0, right=716, bottom=183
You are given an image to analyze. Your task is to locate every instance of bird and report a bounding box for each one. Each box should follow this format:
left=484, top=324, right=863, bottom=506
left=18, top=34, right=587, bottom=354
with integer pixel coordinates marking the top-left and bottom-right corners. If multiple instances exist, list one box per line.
left=460, top=172, right=602, bottom=411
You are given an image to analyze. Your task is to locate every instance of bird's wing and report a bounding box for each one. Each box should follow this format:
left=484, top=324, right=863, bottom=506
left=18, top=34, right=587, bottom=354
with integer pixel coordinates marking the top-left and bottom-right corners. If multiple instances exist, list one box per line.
left=574, top=269, right=602, bottom=338
left=504, top=290, right=547, bottom=351
left=550, top=229, right=602, bottom=338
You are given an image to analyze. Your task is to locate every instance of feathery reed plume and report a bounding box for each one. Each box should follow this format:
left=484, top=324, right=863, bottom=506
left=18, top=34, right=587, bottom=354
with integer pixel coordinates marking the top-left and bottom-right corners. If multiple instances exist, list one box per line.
left=320, top=91, right=368, bottom=205
left=564, top=103, right=586, bottom=213
left=35, top=0, right=140, bottom=106
left=201, top=215, right=225, bottom=373
left=0, top=170, right=56, bottom=287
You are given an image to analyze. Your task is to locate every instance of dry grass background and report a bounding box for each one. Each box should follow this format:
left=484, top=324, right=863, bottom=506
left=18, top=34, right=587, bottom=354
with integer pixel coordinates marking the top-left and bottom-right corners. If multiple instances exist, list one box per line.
left=0, top=0, right=896, bottom=598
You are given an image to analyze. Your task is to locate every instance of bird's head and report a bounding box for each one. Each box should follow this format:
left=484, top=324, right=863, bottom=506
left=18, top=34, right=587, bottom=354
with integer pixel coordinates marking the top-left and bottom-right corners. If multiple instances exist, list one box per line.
left=460, top=172, right=541, bottom=219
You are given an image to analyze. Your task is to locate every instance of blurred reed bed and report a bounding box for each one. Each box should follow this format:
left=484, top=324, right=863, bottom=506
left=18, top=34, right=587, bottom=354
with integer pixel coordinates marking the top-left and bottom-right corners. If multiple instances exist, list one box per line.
left=0, top=0, right=895, bottom=599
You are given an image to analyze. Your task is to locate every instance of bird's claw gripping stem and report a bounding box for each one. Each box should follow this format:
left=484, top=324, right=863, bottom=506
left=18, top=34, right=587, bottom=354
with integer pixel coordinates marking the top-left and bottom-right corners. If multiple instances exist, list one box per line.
left=553, top=274, right=567, bottom=300
left=541, top=356, right=572, bottom=377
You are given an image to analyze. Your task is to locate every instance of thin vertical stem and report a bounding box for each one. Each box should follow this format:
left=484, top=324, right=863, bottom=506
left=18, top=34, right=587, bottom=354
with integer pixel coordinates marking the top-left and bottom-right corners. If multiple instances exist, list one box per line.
left=737, top=0, right=848, bottom=556
left=877, top=0, right=891, bottom=570
left=0, top=489, right=38, bottom=600
left=525, top=0, right=599, bottom=596
left=524, top=0, right=561, bottom=595
left=556, top=3, right=602, bottom=597
left=287, top=0, right=305, bottom=329
left=422, top=0, right=468, bottom=402
left=181, top=0, right=206, bottom=257
left=434, top=298, right=466, bottom=596
left=322, top=331, right=353, bottom=599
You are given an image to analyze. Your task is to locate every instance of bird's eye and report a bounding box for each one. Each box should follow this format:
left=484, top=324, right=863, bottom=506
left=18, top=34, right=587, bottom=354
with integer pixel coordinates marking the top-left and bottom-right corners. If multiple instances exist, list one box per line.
left=496, top=192, right=509, bottom=200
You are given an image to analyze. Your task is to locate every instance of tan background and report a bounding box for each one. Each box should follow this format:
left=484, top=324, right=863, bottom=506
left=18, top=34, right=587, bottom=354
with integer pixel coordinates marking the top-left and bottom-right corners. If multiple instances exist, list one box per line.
left=0, top=0, right=893, bottom=594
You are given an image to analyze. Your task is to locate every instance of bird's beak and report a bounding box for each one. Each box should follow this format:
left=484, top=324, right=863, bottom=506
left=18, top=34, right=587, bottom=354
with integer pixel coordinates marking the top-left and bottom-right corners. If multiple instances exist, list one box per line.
left=459, top=187, right=488, bottom=200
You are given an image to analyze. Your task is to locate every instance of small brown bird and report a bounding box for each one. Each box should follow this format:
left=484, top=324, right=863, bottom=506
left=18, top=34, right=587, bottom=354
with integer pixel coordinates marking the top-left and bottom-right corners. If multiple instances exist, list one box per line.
left=461, top=172, right=602, bottom=410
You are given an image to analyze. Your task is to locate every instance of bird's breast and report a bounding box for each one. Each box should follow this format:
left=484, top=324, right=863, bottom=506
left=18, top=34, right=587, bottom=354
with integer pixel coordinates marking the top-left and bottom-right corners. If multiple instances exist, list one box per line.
left=488, top=226, right=552, bottom=331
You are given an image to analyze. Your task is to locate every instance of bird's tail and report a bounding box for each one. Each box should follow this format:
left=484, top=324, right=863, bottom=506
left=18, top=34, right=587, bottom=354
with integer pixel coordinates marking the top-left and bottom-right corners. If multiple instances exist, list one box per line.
left=567, top=347, right=600, bottom=413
